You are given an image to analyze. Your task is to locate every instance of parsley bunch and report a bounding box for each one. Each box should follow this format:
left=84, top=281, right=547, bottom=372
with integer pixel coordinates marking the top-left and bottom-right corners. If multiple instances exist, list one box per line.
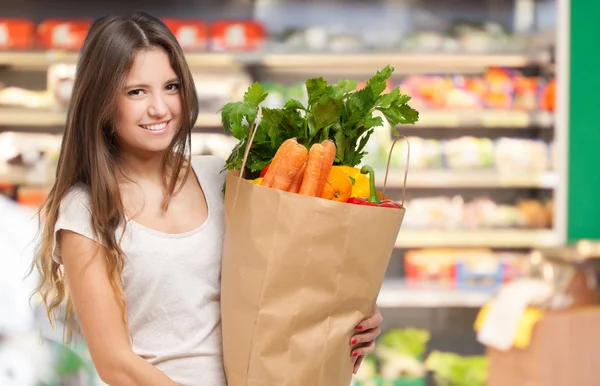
left=220, top=65, right=419, bottom=174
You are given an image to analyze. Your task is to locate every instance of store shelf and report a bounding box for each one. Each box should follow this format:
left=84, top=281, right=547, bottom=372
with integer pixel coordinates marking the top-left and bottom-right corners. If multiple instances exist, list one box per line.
left=395, top=229, right=559, bottom=248
left=0, top=107, right=223, bottom=129
left=414, top=110, right=554, bottom=129
left=378, top=169, right=557, bottom=189
left=1, top=106, right=553, bottom=133
left=258, top=52, right=551, bottom=71
left=377, top=279, right=494, bottom=308
left=1, top=50, right=552, bottom=72
left=0, top=51, right=244, bottom=70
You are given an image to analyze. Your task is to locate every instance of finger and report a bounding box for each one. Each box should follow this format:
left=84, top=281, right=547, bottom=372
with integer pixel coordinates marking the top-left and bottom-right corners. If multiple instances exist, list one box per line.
left=351, top=326, right=381, bottom=347
left=352, top=340, right=375, bottom=357
left=353, top=355, right=364, bottom=374
left=356, top=310, right=383, bottom=331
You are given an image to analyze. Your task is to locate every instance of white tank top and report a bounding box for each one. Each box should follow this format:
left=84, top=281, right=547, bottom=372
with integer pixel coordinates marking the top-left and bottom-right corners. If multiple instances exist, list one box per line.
left=52, top=155, right=227, bottom=386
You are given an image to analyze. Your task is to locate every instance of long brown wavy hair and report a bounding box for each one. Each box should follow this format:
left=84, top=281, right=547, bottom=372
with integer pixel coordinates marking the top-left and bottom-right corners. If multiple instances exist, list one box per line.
left=30, top=12, right=199, bottom=343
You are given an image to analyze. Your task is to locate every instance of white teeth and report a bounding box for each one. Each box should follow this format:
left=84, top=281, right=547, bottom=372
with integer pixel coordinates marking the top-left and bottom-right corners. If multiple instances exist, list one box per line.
left=143, top=122, right=167, bottom=131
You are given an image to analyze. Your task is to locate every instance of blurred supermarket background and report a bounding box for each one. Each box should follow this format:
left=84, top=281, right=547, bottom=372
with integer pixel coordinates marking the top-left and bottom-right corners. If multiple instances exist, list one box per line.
left=2, top=0, right=599, bottom=385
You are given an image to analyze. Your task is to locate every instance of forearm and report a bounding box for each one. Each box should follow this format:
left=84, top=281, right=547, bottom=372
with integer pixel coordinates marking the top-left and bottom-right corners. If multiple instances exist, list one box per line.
left=99, top=352, right=178, bottom=386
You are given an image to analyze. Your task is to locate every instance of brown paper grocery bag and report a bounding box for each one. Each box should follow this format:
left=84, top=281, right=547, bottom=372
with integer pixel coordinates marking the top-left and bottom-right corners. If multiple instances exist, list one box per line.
left=221, top=169, right=405, bottom=386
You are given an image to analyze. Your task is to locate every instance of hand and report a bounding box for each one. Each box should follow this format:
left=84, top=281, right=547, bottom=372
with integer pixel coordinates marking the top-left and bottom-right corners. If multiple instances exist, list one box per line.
left=350, top=305, right=382, bottom=374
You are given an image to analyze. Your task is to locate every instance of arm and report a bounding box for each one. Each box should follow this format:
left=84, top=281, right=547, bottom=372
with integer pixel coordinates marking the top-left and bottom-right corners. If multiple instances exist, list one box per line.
left=60, top=230, right=178, bottom=386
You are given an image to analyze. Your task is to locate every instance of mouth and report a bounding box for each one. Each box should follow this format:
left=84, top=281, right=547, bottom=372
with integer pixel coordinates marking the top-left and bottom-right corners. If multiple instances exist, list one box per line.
left=139, top=120, right=171, bottom=133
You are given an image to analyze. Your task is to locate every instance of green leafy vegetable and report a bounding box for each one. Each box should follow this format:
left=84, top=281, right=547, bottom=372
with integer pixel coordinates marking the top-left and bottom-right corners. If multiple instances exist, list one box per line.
left=220, top=65, right=419, bottom=174
left=379, top=328, right=431, bottom=358
left=425, top=351, right=488, bottom=386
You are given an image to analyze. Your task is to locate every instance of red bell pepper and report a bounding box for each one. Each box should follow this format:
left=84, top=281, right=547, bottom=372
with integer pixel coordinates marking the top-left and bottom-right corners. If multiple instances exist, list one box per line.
left=260, top=163, right=271, bottom=178
left=346, top=165, right=403, bottom=209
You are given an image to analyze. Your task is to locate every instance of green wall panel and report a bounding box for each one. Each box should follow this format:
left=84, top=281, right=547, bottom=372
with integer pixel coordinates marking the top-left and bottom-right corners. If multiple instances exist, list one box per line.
left=568, top=1, right=600, bottom=241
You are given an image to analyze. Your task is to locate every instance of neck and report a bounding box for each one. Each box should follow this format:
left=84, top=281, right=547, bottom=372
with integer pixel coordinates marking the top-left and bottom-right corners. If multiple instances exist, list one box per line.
left=117, top=148, right=166, bottom=183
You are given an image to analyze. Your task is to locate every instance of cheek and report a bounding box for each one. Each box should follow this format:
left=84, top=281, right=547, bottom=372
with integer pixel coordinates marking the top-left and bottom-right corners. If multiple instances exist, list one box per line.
left=116, top=99, right=144, bottom=134
left=168, top=95, right=182, bottom=117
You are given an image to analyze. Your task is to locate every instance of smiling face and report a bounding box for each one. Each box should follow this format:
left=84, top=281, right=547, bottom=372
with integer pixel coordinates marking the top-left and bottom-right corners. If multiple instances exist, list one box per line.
left=115, top=47, right=182, bottom=156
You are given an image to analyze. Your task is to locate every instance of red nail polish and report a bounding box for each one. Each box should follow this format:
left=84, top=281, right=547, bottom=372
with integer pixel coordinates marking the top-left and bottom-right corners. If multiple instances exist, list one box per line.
left=356, top=326, right=363, bottom=330
left=351, top=339, right=358, bottom=345
left=352, top=352, right=358, bottom=357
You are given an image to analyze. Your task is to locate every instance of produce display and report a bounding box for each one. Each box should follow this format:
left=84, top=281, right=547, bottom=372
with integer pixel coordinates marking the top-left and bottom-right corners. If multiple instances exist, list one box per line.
left=404, top=249, right=530, bottom=288
left=255, top=70, right=556, bottom=113
left=351, top=328, right=488, bottom=386
left=367, top=135, right=553, bottom=172
left=402, top=195, right=554, bottom=230
left=0, top=18, right=266, bottom=51
left=400, top=68, right=555, bottom=112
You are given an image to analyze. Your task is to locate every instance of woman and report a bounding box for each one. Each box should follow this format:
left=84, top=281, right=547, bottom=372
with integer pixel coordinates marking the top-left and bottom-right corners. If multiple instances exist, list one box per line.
left=31, top=12, right=383, bottom=385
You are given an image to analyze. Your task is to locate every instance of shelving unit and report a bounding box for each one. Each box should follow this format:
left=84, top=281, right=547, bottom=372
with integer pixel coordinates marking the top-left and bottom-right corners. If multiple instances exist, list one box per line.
left=395, top=229, right=558, bottom=248
left=379, top=169, right=557, bottom=189
left=0, top=107, right=223, bottom=129
left=377, top=279, right=494, bottom=308
left=0, top=50, right=552, bottom=72
left=0, top=3, right=564, bottom=315
left=0, top=107, right=554, bottom=131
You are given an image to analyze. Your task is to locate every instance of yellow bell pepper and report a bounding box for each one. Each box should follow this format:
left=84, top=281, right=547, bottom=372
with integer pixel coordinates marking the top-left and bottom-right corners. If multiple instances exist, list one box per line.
left=337, top=166, right=370, bottom=198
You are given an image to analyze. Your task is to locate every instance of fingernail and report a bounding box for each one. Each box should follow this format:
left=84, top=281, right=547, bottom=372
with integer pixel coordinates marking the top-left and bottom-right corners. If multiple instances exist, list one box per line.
left=356, top=326, right=363, bottom=330
left=352, top=352, right=358, bottom=357
left=351, top=339, right=358, bottom=345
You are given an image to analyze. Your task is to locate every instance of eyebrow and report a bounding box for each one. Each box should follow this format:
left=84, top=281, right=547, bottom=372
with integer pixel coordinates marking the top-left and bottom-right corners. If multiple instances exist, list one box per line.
left=124, top=78, right=180, bottom=90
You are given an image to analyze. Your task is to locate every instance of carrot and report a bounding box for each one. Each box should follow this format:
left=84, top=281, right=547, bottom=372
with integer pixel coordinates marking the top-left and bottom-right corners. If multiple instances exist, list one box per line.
left=314, top=139, right=336, bottom=197
left=261, top=138, right=298, bottom=188
left=268, top=140, right=308, bottom=191
left=298, top=143, right=324, bottom=196
left=288, top=161, right=306, bottom=193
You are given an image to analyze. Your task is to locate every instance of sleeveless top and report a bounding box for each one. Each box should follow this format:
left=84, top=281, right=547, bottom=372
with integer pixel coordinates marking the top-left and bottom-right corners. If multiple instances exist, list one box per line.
left=52, top=155, right=227, bottom=386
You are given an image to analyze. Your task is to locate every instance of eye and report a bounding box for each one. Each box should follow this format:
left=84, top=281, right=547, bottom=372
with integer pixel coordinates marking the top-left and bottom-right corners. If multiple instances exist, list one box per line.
left=127, top=89, right=144, bottom=97
left=166, top=83, right=180, bottom=92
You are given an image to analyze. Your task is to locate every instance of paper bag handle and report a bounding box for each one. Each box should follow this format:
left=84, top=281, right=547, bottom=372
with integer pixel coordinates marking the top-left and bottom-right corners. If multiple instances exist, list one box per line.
left=382, top=135, right=410, bottom=207
left=238, top=106, right=263, bottom=180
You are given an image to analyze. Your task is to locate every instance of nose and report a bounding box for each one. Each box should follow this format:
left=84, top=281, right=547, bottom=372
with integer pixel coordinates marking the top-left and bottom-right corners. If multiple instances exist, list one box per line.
left=147, top=94, right=168, bottom=118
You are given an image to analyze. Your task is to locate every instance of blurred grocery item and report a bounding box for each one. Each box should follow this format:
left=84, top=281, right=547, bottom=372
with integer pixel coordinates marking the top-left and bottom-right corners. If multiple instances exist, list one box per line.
left=494, top=137, right=550, bottom=174
left=354, top=328, right=430, bottom=385
left=425, top=350, right=488, bottom=386
left=403, top=195, right=464, bottom=229
left=37, top=19, right=92, bottom=50
left=0, top=86, right=54, bottom=110
left=517, top=199, right=553, bottom=228
left=540, top=78, right=556, bottom=111
left=193, top=70, right=253, bottom=114
left=405, top=248, right=529, bottom=288
left=393, top=137, right=443, bottom=169
left=210, top=20, right=266, bottom=51
left=47, top=63, right=76, bottom=108
left=405, top=249, right=457, bottom=285
left=163, top=19, right=208, bottom=51
left=400, top=69, right=553, bottom=112
left=0, top=132, right=60, bottom=187
left=0, top=19, right=35, bottom=49
left=402, top=195, right=553, bottom=230
left=443, top=137, right=494, bottom=169
left=16, top=186, right=50, bottom=208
